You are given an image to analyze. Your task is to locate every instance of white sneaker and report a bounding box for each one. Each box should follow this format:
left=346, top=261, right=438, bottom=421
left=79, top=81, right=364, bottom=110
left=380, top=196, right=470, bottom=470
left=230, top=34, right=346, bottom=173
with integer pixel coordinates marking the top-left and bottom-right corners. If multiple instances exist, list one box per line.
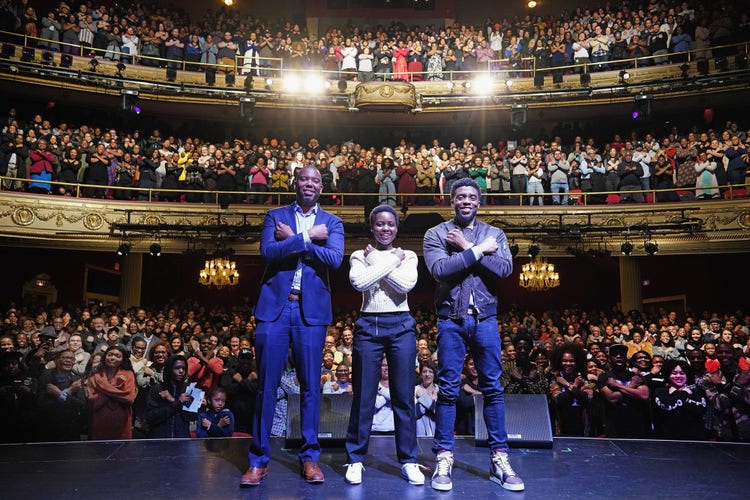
left=400, top=463, right=425, bottom=485
left=490, top=450, right=524, bottom=491
left=344, top=462, right=364, bottom=485
left=431, top=450, right=454, bottom=491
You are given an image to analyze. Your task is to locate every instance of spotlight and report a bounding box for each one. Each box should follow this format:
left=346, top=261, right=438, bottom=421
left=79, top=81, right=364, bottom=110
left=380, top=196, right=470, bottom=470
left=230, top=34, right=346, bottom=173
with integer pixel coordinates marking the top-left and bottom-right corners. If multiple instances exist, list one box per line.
left=462, top=80, right=472, bottom=90
left=243, top=76, right=253, bottom=91
left=679, top=63, right=690, bottom=78
left=509, top=243, right=519, bottom=257
left=697, top=59, right=709, bottom=76
left=580, top=71, right=591, bottom=86
left=644, top=241, right=658, bottom=255
left=240, top=96, right=255, bottom=123
left=446, top=81, right=455, bottom=91
left=527, top=243, right=540, bottom=258
left=0, top=43, right=15, bottom=58
left=115, top=61, right=126, bottom=77
left=120, top=88, right=140, bottom=114
left=510, top=103, right=527, bottom=131
left=619, top=69, right=630, bottom=84
left=149, top=243, right=162, bottom=257
left=620, top=242, right=634, bottom=255
left=735, top=53, right=749, bottom=70
left=60, top=54, right=73, bottom=68
left=88, top=57, right=99, bottom=72
left=117, top=243, right=131, bottom=256
left=21, top=46, right=35, bottom=62
left=632, top=94, right=652, bottom=120
left=41, top=51, right=54, bottom=65
left=505, top=79, right=513, bottom=88
left=264, top=78, right=273, bottom=89
left=337, top=78, right=348, bottom=92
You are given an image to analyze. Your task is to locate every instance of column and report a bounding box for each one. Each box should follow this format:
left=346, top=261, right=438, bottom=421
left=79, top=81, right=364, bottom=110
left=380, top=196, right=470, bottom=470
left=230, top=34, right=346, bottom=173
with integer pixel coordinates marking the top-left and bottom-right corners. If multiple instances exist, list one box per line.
left=119, top=253, right=143, bottom=309
left=619, top=256, right=642, bottom=314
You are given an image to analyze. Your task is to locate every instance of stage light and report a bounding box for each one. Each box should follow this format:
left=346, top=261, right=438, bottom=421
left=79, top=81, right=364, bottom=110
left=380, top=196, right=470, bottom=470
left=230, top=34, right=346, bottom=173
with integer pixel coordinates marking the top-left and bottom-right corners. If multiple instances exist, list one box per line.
left=632, top=94, right=652, bottom=120
left=505, top=79, right=513, bottom=88
left=620, top=242, right=634, bottom=255
left=527, top=243, right=540, bottom=258
left=619, top=70, right=630, bottom=84
left=117, top=243, right=131, bottom=256
left=240, top=96, right=255, bottom=123
left=115, top=61, right=126, bottom=77
left=60, top=54, right=73, bottom=68
left=715, top=57, right=729, bottom=72
left=469, top=73, right=493, bottom=96
left=446, top=81, right=455, bottom=91
left=41, top=51, right=54, bottom=65
left=462, top=80, right=472, bottom=90
left=120, top=88, right=140, bottom=114
left=149, top=243, right=162, bottom=257
left=528, top=0, right=537, bottom=7
left=510, top=103, right=527, bottom=131
left=243, top=76, right=253, bottom=91
left=735, top=54, right=749, bottom=70
left=509, top=243, right=519, bottom=257
left=282, top=73, right=302, bottom=92
left=21, top=46, right=35, bottom=62
left=679, top=63, right=690, bottom=78
left=337, top=78, right=348, bottom=91
left=264, top=78, right=273, bottom=89
left=0, top=43, right=15, bottom=58
left=644, top=241, right=659, bottom=255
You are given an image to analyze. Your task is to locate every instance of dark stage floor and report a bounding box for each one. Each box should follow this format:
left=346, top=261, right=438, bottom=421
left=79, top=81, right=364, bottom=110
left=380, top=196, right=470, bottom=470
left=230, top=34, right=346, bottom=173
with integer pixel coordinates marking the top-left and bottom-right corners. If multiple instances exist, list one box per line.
left=1, top=436, right=748, bottom=499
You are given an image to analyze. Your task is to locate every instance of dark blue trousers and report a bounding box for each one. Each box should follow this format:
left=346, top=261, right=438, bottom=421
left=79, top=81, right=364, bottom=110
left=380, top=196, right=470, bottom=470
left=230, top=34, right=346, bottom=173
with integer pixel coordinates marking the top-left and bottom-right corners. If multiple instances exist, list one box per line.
left=249, top=300, right=326, bottom=467
left=345, top=311, right=418, bottom=464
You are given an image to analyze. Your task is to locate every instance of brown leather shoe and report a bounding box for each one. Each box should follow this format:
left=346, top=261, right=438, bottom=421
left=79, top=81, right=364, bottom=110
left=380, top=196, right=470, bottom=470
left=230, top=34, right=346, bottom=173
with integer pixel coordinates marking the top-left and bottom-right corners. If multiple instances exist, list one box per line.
left=240, top=466, right=267, bottom=487
left=301, top=461, right=325, bottom=484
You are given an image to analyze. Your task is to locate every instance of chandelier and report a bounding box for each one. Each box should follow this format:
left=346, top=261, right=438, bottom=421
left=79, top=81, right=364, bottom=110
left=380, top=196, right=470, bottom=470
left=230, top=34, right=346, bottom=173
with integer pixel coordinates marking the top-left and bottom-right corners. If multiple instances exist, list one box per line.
left=199, top=258, right=239, bottom=289
left=519, top=257, right=560, bottom=292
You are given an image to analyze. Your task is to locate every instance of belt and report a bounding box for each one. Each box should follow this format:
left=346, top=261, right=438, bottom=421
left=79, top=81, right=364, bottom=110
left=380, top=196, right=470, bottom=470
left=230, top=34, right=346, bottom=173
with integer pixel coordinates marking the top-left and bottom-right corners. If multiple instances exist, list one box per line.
left=288, top=293, right=301, bottom=301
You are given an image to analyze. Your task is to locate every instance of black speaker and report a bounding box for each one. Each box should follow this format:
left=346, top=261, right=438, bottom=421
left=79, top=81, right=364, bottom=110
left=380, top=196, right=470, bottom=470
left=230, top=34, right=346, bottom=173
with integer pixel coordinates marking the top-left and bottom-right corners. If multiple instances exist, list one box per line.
left=285, top=393, right=352, bottom=445
left=474, top=394, right=553, bottom=448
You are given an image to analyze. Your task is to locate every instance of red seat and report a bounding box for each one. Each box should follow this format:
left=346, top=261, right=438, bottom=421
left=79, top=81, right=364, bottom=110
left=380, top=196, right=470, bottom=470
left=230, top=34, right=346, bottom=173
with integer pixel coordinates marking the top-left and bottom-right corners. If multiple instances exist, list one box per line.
left=569, top=189, right=583, bottom=205
left=606, top=194, right=620, bottom=204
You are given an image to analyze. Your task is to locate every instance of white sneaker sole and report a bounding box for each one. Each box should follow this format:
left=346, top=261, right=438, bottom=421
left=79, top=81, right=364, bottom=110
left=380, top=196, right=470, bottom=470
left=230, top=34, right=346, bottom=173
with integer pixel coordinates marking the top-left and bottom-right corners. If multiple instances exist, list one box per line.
left=345, top=477, right=362, bottom=485
left=490, top=475, right=525, bottom=491
left=431, top=479, right=453, bottom=491
left=402, top=473, right=425, bottom=486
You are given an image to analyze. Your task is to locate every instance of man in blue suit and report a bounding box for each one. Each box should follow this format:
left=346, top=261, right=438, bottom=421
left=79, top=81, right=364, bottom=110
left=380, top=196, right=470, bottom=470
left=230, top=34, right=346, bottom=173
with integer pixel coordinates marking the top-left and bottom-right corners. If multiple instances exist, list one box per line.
left=241, top=166, right=344, bottom=487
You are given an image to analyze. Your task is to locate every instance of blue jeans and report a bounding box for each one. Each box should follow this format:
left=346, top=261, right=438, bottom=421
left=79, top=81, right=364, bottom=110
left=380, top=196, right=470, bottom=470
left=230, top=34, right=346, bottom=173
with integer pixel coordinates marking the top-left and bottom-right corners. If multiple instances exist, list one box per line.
left=432, top=315, right=508, bottom=453
left=248, top=300, right=326, bottom=467
left=550, top=180, right=569, bottom=205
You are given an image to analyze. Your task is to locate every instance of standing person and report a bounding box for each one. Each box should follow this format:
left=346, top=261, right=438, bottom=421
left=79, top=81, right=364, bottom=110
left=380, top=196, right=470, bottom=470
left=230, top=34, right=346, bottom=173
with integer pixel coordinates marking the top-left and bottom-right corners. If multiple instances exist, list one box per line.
left=240, top=165, right=344, bottom=487
left=85, top=346, right=136, bottom=440
left=422, top=177, right=523, bottom=492
left=343, top=205, right=423, bottom=486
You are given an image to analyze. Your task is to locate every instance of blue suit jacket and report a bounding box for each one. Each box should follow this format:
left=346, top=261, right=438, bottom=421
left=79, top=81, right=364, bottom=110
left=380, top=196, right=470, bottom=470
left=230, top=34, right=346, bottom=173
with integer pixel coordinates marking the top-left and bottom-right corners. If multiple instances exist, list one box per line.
left=255, top=204, right=344, bottom=326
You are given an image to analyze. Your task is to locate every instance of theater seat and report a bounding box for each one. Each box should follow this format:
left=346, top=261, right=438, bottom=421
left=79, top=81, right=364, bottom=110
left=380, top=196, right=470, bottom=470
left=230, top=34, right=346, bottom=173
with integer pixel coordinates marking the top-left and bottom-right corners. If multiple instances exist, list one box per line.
left=606, top=194, right=620, bottom=204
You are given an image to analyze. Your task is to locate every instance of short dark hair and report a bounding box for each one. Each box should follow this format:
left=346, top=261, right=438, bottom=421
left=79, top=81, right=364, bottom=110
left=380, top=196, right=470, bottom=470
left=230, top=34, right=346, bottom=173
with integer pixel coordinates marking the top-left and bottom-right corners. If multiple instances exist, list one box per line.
left=369, top=204, right=399, bottom=227
left=450, top=177, right=481, bottom=199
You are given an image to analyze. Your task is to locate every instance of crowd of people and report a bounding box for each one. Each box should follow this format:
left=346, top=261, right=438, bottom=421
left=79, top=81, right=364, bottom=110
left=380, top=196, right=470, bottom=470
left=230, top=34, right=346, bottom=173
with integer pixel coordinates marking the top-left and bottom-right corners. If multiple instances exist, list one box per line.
left=1, top=106, right=748, bottom=207
left=1, top=298, right=748, bottom=444
left=3, top=0, right=749, bottom=81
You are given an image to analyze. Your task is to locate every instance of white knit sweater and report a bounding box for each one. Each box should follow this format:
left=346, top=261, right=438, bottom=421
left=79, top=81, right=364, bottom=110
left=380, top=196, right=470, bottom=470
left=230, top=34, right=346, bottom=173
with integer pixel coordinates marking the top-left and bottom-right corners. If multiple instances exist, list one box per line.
left=349, top=248, right=418, bottom=313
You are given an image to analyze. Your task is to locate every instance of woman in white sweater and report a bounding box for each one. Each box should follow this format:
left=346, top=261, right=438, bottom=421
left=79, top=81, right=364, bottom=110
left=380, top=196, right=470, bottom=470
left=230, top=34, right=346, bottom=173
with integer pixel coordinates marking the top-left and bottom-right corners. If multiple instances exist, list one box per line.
left=343, top=205, right=424, bottom=487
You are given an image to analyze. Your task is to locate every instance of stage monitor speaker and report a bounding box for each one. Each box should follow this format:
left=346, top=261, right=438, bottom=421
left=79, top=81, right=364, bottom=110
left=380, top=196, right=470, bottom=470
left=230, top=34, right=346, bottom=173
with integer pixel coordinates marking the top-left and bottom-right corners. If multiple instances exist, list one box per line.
left=474, top=393, right=553, bottom=448
left=285, top=393, right=352, bottom=445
